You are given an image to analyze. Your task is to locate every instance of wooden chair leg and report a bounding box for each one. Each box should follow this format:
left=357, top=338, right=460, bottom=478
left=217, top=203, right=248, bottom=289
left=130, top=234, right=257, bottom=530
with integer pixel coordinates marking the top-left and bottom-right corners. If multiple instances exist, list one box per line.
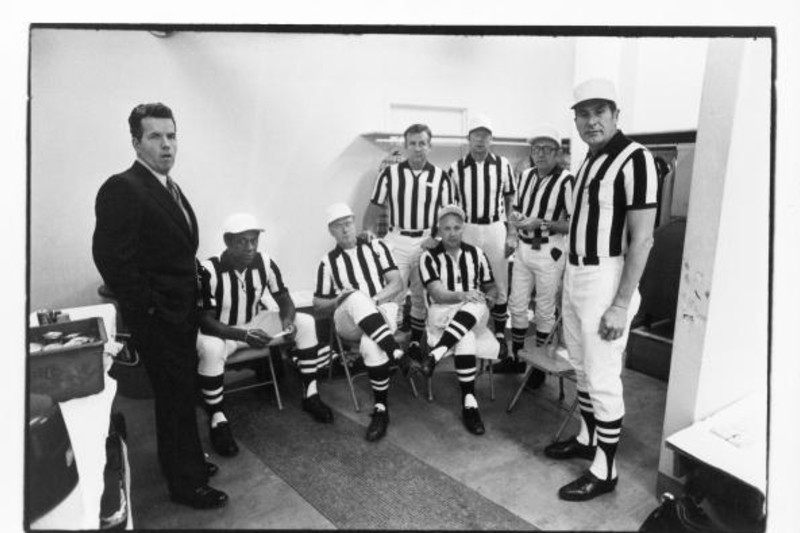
left=506, top=364, right=536, bottom=413
left=553, top=396, right=579, bottom=442
left=267, top=349, right=283, bottom=410
left=489, top=362, right=495, bottom=401
left=335, top=333, right=361, bottom=412
left=342, top=357, right=360, bottom=412
left=406, top=373, right=419, bottom=398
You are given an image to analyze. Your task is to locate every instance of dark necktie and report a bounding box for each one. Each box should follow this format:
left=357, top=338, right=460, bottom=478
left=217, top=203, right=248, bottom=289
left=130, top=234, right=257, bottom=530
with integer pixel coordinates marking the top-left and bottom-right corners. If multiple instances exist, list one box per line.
left=166, top=176, right=192, bottom=231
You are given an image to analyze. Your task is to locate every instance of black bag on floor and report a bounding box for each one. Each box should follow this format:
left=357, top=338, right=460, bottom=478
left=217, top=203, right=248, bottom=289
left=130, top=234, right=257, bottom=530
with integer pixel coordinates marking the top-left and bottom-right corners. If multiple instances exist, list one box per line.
left=639, top=493, right=716, bottom=532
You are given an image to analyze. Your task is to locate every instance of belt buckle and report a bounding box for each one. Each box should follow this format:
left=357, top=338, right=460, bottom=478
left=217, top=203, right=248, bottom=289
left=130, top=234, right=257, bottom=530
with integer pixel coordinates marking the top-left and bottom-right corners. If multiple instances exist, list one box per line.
left=530, top=237, right=541, bottom=250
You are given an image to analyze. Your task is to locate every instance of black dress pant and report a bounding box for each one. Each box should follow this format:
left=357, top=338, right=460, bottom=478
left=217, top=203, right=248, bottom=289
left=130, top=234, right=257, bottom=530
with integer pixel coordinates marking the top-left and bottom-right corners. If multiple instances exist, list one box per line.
left=132, top=315, right=207, bottom=494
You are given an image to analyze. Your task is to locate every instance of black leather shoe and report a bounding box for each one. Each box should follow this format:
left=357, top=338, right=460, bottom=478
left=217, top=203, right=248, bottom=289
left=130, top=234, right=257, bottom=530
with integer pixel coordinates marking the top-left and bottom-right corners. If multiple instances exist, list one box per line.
left=210, top=422, right=239, bottom=457
left=558, top=471, right=617, bottom=501
left=170, top=484, right=229, bottom=509
left=365, top=408, right=389, bottom=442
left=525, top=368, right=547, bottom=389
left=490, top=358, right=527, bottom=374
left=544, top=437, right=595, bottom=460
left=462, top=406, right=486, bottom=435
left=206, top=461, right=219, bottom=478
left=419, top=354, right=437, bottom=378
left=302, top=394, right=334, bottom=423
left=407, top=342, right=423, bottom=364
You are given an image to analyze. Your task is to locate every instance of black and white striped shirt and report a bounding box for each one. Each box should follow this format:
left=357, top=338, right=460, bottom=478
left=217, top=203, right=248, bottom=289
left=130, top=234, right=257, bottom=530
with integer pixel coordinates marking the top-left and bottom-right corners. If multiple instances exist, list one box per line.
left=419, top=242, right=494, bottom=297
left=198, top=251, right=287, bottom=326
left=315, top=240, right=398, bottom=299
left=449, top=152, right=516, bottom=224
left=370, top=161, right=452, bottom=230
left=515, top=165, right=574, bottom=241
left=569, top=131, right=658, bottom=259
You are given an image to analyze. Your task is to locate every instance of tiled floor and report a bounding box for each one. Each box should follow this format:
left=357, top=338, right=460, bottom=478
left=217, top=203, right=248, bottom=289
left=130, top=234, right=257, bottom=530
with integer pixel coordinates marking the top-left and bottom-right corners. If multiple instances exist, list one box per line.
left=116, top=356, right=668, bottom=530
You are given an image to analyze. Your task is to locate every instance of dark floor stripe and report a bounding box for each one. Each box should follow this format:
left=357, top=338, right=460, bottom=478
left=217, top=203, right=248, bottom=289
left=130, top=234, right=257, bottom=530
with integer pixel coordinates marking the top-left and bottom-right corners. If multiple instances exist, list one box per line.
left=227, top=387, right=535, bottom=531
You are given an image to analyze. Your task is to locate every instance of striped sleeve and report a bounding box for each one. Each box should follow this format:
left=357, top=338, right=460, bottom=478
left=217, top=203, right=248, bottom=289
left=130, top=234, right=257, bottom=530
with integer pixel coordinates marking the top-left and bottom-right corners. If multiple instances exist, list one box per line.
left=198, top=258, right=216, bottom=310
left=502, top=157, right=516, bottom=196
left=419, top=250, right=440, bottom=286
left=370, top=167, right=390, bottom=206
left=557, top=173, right=575, bottom=219
left=266, top=256, right=289, bottom=297
left=314, top=257, right=336, bottom=298
left=624, top=147, right=659, bottom=210
left=477, top=248, right=495, bottom=284
left=373, top=239, right=398, bottom=274
left=513, top=169, right=529, bottom=211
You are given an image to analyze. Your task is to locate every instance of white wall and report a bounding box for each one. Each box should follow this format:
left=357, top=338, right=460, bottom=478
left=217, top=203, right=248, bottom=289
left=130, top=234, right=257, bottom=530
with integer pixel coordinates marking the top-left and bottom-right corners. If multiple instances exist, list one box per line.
left=29, top=29, right=576, bottom=309
left=29, top=31, right=714, bottom=311
left=627, top=38, right=708, bottom=133
left=569, top=37, right=706, bottom=174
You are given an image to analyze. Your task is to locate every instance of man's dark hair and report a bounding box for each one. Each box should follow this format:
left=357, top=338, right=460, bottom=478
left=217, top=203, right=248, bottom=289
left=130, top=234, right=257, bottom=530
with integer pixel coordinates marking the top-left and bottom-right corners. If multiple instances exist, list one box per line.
left=128, top=103, right=176, bottom=140
left=403, top=123, right=433, bottom=145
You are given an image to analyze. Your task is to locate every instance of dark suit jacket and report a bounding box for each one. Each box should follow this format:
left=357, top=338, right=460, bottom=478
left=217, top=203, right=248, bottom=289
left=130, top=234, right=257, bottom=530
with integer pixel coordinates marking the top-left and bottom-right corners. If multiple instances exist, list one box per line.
left=93, top=161, right=200, bottom=327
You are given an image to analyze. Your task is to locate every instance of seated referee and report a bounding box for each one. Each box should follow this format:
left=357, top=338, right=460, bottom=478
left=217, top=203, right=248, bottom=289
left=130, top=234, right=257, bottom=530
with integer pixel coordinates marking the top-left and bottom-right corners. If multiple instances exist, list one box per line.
left=418, top=204, right=500, bottom=435
left=196, top=213, right=333, bottom=457
left=313, top=203, right=410, bottom=442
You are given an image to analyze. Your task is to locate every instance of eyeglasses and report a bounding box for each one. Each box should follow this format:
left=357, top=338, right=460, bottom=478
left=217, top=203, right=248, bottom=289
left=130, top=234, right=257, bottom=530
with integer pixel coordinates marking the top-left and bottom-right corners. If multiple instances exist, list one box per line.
left=531, top=145, right=557, bottom=156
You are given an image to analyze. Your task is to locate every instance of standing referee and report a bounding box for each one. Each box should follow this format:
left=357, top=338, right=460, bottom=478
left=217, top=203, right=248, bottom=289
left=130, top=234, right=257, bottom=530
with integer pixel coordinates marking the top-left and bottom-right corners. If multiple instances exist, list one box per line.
left=545, top=79, right=658, bottom=502
left=502, top=125, right=573, bottom=386
left=448, top=114, right=516, bottom=356
left=363, top=124, right=453, bottom=361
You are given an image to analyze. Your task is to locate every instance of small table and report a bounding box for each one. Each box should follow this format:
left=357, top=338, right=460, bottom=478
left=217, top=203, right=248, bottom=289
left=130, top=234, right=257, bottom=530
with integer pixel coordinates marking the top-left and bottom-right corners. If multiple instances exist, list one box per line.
left=665, top=391, right=767, bottom=496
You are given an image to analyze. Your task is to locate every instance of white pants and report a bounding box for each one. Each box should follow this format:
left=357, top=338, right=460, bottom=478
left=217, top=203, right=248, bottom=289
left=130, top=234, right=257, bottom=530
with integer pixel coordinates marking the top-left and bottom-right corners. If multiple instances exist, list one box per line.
left=462, top=221, right=508, bottom=306
left=383, top=229, right=429, bottom=321
left=196, top=311, right=317, bottom=376
left=426, top=302, right=500, bottom=359
left=508, top=234, right=566, bottom=334
left=334, top=291, right=399, bottom=367
left=561, top=257, right=640, bottom=421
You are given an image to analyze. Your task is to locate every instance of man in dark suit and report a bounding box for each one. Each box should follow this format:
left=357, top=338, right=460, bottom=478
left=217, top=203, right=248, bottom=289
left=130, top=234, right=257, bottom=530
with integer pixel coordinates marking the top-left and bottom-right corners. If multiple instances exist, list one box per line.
left=93, top=103, right=228, bottom=509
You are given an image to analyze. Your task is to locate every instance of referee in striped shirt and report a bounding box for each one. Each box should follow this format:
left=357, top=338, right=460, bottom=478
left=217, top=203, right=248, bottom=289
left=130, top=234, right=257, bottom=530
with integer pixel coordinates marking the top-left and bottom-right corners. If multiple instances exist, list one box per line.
left=363, top=123, right=453, bottom=363
left=314, top=203, right=410, bottom=442
left=418, top=204, right=500, bottom=435
left=197, top=213, right=333, bottom=458
left=500, top=124, right=573, bottom=386
left=448, top=114, right=516, bottom=357
left=545, top=79, right=658, bottom=502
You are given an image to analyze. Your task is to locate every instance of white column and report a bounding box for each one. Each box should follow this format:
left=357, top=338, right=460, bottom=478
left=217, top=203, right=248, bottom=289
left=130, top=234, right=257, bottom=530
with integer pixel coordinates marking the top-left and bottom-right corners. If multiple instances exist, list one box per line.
left=657, top=37, right=770, bottom=489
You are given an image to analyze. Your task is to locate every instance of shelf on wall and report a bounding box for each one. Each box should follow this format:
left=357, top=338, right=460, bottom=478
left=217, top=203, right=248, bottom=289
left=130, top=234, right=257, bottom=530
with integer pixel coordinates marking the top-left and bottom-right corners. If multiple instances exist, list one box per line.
left=361, top=132, right=533, bottom=148
left=362, top=129, right=697, bottom=152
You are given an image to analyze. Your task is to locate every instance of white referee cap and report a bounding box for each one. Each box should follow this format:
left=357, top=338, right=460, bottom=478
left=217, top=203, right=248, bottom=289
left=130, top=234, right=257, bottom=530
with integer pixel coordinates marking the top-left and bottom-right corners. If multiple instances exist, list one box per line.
left=467, top=114, right=493, bottom=134
left=438, top=204, right=466, bottom=222
left=222, top=212, right=264, bottom=235
left=528, top=124, right=562, bottom=146
left=572, top=78, right=617, bottom=108
left=326, top=202, right=354, bottom=224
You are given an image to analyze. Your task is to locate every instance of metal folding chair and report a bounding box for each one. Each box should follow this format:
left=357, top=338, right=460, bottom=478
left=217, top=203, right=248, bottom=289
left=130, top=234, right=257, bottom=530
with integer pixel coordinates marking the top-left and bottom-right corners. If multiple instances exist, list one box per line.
left=224, top=339, right=292, bottom=410
left=330, top=330, right=419, bottom=412
left=506, top=315, right=578, bottom=442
